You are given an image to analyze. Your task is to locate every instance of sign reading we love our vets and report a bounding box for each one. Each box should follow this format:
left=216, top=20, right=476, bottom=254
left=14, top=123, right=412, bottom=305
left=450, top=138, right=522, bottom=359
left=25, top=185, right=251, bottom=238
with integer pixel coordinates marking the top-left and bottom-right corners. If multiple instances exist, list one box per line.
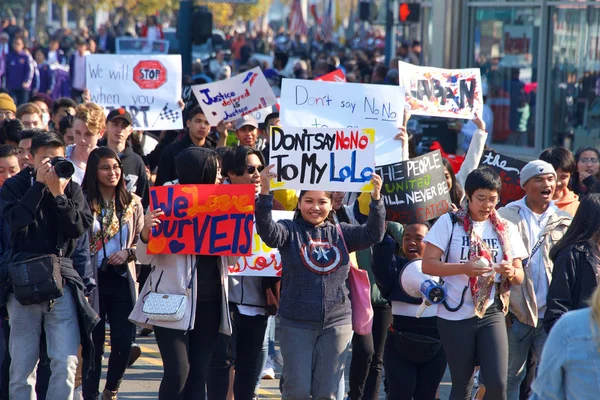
left=269, top=126, right=375, bottom=192
left=86, top=54, right=183, bottom=130
left=192, top=67, right=277, bottom=126
left=398, top=61, right=483, bottom=120
left=148, top=184, right=255, bottom=256
left=280, top=79, right=405, bottom=166
left=228, top=210, right=294, bottom=277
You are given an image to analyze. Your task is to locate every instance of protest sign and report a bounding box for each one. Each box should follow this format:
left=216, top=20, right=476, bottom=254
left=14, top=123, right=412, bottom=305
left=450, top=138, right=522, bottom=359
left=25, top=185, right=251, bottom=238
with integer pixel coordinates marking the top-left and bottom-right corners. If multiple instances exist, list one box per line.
left=479, top=150, right=526, bottom=207
left=191, top=67, right=277, bottom=126
left=398, top=61, right=483, bottom=119
left=86, top=54, right=183, bottom=130
left=270, top=126, right=376, bottom=192
left=228, top=210, right=294, bottom=277
left=147, top=184, right=255, bottom=256
left=315, top=69, right=346, bottom=82
left=280, top=79, right=405, bottom=166
left=375, top=150, right=451, bottom=224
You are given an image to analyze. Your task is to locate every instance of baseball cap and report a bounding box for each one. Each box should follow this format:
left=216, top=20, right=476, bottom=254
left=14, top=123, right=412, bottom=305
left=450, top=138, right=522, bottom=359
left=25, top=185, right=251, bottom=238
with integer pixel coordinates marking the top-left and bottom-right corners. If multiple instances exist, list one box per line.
left=235, top=115, right=258, bottom=130
left=106, top=107, right=132, bottom=126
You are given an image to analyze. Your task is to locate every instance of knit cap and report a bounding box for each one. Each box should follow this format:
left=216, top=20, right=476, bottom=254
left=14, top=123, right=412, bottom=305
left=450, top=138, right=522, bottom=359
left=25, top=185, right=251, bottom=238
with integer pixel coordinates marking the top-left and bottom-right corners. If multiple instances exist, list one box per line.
left=519, top=160, right=556, bottom=188
left=0, top=93, right=16, bottom=113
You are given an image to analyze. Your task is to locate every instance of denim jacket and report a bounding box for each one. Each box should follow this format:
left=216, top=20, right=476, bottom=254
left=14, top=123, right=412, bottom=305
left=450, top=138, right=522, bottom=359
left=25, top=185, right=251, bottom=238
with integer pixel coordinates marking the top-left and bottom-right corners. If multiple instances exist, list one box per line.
left=531, top=308, right=600, bottom=400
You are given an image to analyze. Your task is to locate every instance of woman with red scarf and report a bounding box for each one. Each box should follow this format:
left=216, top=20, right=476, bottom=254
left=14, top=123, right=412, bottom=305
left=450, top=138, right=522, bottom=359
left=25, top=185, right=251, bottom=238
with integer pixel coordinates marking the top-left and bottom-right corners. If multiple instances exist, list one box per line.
left=422, top=167, right=527, bottom=400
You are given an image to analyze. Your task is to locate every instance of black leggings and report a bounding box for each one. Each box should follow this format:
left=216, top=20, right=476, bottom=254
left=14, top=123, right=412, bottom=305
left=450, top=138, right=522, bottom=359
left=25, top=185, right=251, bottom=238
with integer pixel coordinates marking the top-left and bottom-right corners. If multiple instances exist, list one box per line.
left=83, top=269, right=135, bottom=399
left=348, top=304, right=392, bottom=400
left=154, top=300, right=222, bottom=400
left=383, top=315, right=446, bottom=400
left=437, top=302, right=508, bottom=400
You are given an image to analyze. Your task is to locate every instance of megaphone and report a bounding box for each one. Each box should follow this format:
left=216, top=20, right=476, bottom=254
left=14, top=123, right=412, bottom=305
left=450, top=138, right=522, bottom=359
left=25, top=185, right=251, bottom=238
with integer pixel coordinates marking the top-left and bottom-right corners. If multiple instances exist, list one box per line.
left=399, top=259, right=446, bottom=318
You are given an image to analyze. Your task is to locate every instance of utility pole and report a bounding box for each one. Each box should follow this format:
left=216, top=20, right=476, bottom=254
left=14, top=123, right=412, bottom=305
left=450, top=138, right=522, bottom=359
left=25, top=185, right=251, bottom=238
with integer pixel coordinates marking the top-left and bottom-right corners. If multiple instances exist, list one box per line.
left=179, top=0, right=193, bottom=78
left=384, top=0, right=395, bottom=66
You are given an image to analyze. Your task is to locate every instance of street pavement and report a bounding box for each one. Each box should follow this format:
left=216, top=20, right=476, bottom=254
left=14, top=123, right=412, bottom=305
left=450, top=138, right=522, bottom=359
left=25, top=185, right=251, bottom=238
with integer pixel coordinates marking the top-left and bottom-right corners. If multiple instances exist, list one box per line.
left=105, top=332, right=454, bottom=399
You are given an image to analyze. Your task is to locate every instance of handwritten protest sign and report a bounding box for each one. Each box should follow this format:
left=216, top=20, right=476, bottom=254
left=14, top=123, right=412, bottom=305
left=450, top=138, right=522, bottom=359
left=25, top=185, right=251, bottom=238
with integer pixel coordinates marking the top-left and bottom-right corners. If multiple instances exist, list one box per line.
left=86, top=55, right=183, bottom=130
left=280, top=79, right=405, bottom=166
left=315, top=69, right=346, bottom=82
left=270, top=126, right=375, bottom=192
left=148, top=184, right=255, bottom=256
left=479, top=150, right=526, bottom=207
left=398, top=61, right=483, bottom=119
left=191, top=67, right=277, bottom=126
left=375, top=151, right=451, bottom=224
left=228, top=210, right=293, bottom=277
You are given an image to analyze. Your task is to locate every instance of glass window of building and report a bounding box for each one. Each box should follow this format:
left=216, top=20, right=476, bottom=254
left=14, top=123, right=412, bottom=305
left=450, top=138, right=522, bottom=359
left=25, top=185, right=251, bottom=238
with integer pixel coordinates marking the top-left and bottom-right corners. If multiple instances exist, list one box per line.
left=470, top=7, right=541, bottom=148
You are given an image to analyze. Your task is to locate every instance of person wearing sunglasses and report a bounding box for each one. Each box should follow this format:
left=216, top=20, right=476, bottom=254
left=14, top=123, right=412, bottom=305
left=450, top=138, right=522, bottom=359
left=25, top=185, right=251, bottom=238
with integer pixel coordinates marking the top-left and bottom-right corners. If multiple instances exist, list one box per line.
left=207, top=146, right=283, bottom=399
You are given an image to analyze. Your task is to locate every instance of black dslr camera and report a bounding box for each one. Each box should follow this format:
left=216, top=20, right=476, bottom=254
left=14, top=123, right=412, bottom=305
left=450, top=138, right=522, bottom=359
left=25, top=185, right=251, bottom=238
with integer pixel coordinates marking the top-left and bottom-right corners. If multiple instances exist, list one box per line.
left=50, top=157, right=75, bottom=179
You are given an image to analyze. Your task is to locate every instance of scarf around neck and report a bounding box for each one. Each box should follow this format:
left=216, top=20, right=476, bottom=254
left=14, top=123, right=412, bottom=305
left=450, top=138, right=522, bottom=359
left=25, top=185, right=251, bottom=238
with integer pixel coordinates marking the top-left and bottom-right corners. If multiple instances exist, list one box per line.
left=90, top=196, right=135, bottom=256
left=455, top=201, right=513, bottom=318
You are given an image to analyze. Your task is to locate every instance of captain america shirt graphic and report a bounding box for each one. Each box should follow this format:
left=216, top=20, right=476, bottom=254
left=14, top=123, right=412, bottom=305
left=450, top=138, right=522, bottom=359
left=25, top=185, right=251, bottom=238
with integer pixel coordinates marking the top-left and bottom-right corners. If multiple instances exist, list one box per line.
left=300, top=238, right=343, bottom=275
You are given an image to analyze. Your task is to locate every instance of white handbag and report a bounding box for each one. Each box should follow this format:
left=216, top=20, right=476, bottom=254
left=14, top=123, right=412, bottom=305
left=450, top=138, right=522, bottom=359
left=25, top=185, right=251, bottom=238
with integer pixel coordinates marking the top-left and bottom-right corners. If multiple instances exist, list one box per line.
left=142, top=260, right=197, bottom=322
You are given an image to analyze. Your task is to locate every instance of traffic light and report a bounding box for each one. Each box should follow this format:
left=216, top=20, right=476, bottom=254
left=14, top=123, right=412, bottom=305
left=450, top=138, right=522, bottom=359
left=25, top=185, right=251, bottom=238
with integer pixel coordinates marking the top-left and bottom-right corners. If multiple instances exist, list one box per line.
left=398, top=3, right=420, bottom=23
left=192, top=7, right=212, bottom=44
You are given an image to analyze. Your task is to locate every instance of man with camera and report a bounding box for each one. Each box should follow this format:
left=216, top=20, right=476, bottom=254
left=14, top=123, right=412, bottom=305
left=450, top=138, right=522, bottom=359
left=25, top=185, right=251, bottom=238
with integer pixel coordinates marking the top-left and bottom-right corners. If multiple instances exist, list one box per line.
left=0, top=132, right=94, bottom=399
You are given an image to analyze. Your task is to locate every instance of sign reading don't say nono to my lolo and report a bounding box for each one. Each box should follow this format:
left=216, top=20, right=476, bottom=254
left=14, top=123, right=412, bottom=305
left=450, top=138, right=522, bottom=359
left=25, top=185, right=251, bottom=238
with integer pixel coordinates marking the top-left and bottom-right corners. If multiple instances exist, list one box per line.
left=148, top=184, right=255, bottom=256
left=269, top=126, right=376, bottom=192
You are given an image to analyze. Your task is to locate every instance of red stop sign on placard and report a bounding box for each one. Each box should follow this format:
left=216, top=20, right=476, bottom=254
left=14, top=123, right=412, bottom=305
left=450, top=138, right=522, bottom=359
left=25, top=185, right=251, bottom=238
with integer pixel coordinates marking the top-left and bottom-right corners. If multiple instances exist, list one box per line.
left=133, top=60, right=167, bottom=89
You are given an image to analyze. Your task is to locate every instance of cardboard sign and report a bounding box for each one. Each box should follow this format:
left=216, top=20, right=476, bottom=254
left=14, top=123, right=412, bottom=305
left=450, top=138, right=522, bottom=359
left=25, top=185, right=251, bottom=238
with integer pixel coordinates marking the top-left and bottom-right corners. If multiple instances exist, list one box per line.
left=148, top=184, right=255, bottom=256
left=86, top=55, right=183, bottom=130
left=315, top=69, right=346, bottom=82
left=228, top=210, right=294, bottom=277
left=280, top=78, right=405, bottom=166
left=270, top=126, right=376, bottom=192
left=479, top=150, right=526, bottom=207
left=398, top=61, right=483, bottom=119
left=375, top=151, right=451, bottom=223
left=191, top=67, right=277, bottom=126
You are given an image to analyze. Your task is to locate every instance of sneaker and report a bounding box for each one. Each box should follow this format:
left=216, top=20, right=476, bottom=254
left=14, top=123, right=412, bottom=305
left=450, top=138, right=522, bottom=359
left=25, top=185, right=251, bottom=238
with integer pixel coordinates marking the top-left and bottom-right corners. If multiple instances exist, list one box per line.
left=102, top=389, right=118, bottom=400
left=274, top=350, right=284, bottom=366
left=262, top=358, right=275, bottom=379
left=128, top=343, right=142, bottom=367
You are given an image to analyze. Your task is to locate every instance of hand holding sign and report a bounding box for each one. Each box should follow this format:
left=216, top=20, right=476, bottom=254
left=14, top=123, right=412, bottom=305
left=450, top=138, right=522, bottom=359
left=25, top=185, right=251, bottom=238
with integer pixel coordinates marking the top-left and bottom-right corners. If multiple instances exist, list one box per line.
left=260, top=164, right=278, bottom=195
left=371, top=173, right=382, bottom=200
left=141, top=208, right=165, bottom=243
left=473, top=112, right=486, bottom=131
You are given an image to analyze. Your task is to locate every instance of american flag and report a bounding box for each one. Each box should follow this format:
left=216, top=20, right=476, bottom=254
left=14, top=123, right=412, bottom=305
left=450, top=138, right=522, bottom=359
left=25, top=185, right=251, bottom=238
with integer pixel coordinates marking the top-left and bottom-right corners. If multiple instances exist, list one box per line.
left=322, top=0, right=333, bottom=43
left=289, top=0, right=308, bottom=36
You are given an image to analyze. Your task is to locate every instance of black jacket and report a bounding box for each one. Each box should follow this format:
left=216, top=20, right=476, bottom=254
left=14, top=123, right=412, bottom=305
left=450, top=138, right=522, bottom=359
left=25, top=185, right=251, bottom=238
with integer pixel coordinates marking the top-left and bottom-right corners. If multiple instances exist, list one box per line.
left=155, top=133, right=216, bottom=186
left=1, top=168, right=93, bottom=257
left=543, top=242, right=599, bottom=333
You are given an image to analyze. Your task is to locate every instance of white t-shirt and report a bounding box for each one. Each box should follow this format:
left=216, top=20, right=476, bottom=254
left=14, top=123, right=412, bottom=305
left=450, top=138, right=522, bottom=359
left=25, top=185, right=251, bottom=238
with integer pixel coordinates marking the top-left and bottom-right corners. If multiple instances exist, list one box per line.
left=65, top=145, right=86, bottom=185
left=424, top=213, right=528, bottom=321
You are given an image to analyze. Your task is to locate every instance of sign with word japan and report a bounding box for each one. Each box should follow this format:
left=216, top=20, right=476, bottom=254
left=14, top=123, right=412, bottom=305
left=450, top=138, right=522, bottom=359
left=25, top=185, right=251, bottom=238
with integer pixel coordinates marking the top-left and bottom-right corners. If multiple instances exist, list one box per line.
left=228, top=210, right=293, bottom=277
left=280, top=78, right=405, bottom=166
left=147, top=184, right=255, bottom=256
left=398, top=61, right=483, bottom=119
left=192, top=67, right=277, bottom=126
left=376, top=150, right=451, bottom=223
left=270, top=126, right=375, bottom=192
left=86, top=54, right=182, bottom=130
left=479, top=150, right=526, bottom=207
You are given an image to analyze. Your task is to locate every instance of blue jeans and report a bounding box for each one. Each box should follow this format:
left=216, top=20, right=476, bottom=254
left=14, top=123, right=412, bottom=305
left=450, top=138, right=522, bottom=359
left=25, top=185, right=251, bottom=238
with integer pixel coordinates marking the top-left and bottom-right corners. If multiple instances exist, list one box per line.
left=7, top=286, right=80, bottom=400
left=279, top=317, right=353, bottom=400
left=506, top=316, right=547, bottom=400
left=256, top=315, right=276, bottom=390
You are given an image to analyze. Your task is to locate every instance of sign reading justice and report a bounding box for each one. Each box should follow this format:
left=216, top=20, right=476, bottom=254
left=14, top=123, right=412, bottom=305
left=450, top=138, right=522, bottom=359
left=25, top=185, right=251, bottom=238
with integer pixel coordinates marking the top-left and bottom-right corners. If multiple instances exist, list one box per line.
left=147, top=184, right=255, bottom=256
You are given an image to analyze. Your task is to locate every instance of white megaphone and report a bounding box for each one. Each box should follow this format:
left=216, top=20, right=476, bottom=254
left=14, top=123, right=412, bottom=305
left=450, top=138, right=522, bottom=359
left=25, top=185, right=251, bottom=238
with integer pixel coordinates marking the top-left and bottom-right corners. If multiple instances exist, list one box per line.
left=399, top=259, right=446, bottom=318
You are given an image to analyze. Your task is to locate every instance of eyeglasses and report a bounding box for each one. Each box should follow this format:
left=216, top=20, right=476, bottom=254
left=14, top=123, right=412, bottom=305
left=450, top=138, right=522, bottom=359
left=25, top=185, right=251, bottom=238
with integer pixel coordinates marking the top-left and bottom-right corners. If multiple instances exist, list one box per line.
left=579, top=158, right=599, bottom=165
left=246, top=165, right=264, bottom=175
left=99, top=165, right=122, bottom=173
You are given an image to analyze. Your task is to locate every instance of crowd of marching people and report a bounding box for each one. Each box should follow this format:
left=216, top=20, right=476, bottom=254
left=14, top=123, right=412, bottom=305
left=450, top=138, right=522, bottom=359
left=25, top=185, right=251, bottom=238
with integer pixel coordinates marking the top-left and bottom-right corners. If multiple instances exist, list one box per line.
left=1, top=13, right=600, bottom=400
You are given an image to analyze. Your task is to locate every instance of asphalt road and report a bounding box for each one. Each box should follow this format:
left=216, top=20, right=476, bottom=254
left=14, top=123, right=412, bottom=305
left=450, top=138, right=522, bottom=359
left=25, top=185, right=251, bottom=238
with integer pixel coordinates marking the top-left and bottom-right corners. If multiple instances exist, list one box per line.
left=103, top=332, right=454, bottom=399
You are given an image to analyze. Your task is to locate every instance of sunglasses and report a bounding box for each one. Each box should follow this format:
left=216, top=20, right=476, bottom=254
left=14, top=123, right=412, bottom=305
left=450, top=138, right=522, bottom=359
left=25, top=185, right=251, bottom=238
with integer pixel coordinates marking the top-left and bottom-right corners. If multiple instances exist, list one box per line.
left=246, top=165, right=265, bottom=175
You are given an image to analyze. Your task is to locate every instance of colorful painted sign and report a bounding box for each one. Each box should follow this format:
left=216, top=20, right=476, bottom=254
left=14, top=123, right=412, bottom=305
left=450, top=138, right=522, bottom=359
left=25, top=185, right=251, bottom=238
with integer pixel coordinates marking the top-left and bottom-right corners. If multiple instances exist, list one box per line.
left=479, top=150, right=526, bottom=207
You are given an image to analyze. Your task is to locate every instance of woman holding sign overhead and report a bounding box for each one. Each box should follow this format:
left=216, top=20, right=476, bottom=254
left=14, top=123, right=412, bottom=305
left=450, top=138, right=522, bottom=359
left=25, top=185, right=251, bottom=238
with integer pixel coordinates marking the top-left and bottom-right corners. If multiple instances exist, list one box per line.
left=129, top=147, right=232, bottom=400
left=255, top=165, right=386, bottom=399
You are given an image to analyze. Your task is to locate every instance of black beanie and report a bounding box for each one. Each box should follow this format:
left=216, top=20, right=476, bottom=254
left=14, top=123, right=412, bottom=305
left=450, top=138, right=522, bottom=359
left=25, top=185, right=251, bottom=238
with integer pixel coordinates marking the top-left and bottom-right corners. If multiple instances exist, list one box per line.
left=176, top=147, right=216, bottom=185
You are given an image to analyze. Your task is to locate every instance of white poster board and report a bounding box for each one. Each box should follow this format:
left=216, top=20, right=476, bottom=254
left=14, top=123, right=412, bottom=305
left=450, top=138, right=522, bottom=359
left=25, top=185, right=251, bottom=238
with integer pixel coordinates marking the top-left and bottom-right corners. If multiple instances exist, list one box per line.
left=86, top=54, right=183, bottom=130
left=398, top=61, right=483, bottom=120
left=269, top=126, right=375, bottom=192
left=280, top=78, right=405, bottom=166
left=228, top=211, right=293, bottom=277
left=191, top=67, right=277, bottom=126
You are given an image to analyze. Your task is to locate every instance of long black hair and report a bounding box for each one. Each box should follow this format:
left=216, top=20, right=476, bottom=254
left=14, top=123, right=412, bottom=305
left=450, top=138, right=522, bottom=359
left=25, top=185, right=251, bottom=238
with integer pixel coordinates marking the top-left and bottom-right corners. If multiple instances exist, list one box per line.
left=442, top=158, right=464, bottom=206
left=550, top=194, right=600, bottom=261
left=82, top=147, right=132, bottom=213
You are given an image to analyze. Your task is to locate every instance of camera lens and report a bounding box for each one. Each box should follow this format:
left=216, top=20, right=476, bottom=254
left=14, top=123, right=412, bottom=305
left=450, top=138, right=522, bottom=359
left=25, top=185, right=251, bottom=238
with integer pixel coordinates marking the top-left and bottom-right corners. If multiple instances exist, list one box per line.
left=50, top=157, right=75, bottom=179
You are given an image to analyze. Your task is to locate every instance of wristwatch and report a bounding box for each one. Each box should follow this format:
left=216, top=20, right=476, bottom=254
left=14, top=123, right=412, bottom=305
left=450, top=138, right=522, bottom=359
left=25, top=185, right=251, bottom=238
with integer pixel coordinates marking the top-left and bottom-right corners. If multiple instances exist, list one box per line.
left=127, top=248, right=137, bottom=262
left=54, top=195, right=68, bottom=206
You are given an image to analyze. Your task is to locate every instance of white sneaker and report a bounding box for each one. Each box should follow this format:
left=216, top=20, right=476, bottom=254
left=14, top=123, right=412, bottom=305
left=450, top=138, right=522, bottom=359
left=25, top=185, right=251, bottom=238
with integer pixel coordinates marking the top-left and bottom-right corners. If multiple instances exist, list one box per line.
left=274, top=350, right=284, bottom=366
left=261, top=365, right=275, bottom=380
